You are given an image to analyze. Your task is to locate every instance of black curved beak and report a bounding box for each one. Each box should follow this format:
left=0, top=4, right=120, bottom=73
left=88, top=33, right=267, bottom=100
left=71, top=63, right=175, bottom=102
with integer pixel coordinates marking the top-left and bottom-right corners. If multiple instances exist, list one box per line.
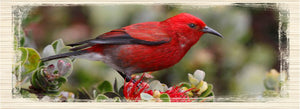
left=201, top=26, right=223, bottom=38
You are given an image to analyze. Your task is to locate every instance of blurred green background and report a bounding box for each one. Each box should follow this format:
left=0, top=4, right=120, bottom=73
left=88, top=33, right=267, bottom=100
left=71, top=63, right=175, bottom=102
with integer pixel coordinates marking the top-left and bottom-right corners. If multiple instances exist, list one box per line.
left=20, top=4, right=287, bottom=98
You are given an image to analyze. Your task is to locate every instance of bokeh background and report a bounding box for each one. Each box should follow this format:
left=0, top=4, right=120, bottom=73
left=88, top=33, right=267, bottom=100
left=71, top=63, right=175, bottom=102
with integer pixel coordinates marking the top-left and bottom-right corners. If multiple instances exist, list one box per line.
left=19, top=4, right=288, bottom=99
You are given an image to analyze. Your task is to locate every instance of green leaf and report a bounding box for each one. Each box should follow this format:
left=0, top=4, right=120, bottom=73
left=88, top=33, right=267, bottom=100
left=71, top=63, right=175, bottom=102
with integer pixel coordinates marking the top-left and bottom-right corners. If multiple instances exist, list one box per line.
left=98, top=81, right=113, bottom=94
left=51, top=40, right=59, bottom=52
left=42, top=45, right=56, bottom=58
left=58, top=46, right=71, bottom=54
left=20, top=89, right=38, bottom=99
left=179, top=82, right=191, bottom=88
left=56, top=77, right=67, bottom=83
left=30, top=70, right=39, bottom=89
left=45, top=89, right=60, bottom=95
left=160, top=93, right=170, bottom=102
left=22, top=48, right=41, bottom=75
left=140, top=93, right=153, bottom=101
left=200, top=84, right=213, bottom=97
left=42, top=39, right=67, bottom=58
left=51, top=39, right=65, bottom=54
left=18, top=47, right=28, bottom=65
left=113, top=97, right=121, bottom=102
left=95, top=94, right=109, bottom=102
left=34, top=69, right=49, bottom=90
left=13, top=48, right=27, bottom=75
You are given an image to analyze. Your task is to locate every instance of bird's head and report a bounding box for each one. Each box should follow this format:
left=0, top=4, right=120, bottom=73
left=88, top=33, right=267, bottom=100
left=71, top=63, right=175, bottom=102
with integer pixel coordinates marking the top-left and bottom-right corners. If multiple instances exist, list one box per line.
left=162, top=13, right=223, bottom=47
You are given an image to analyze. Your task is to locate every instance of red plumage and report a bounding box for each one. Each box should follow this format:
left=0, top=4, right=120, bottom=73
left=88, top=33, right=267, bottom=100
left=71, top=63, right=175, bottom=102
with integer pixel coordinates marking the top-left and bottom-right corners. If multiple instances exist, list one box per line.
left=42, top=13, right=223, bottom=79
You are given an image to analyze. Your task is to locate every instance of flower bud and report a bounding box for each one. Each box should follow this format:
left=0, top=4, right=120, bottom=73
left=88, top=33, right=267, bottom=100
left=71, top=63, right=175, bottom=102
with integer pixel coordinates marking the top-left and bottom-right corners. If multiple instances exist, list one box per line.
left=46, top=64, right=55, bottom=74
left=194, top=70, right=205, bottom=81
left=153, top=90, right=161, bottom=98
left=60, top=63, right=71, bottom=76
left=57, top=60, right=65, bottom=72
left=188, top=73, right=199, bottom=86
left=196, top=80, right=204, bottom=89
left=197, top=81, right=208, bottom=95
left=57, top=60, right=71, bottom=76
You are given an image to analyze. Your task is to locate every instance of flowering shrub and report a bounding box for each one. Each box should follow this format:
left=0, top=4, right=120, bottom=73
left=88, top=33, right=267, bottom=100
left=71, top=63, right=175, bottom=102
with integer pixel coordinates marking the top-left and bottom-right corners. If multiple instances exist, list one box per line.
left=147, top=85, right=194, bottom=102
left=13, top=38, right=216, bottom=102
left=30, top=60, right=71, bottom=95
left=13, top=39, right=75, bottom=101
left=14, top=36, right=285, bottom=102
left=123, top=74, right=149, bottom=101
left=120, top=70, right=214, bottom=102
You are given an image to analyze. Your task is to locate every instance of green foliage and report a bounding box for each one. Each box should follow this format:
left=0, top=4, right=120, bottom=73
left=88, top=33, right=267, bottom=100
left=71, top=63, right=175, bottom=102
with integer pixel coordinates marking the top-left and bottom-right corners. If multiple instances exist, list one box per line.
left=179, top=82, right=191, bottom=89
left=95, top=94, right=121, bottom=102
left=18, top=47, right=27, bottom=65
left=94, top=80, right=123, bottom=102
left=14, top=30, right=217, bottom=102
left=29, top=39, right=73, bottom=96
left=51, top=39, right=68, bottom=54
left=113, top=97, right=121, bottom=102
left=186, top=70, right=214, bottom=99
left=15, top=5, right=284, bottom=102
left=15, top=47, right=41, bottom=81
left=42, top=39, right=70, bottom=57
left=123, top=70, right=215, bottom=102
left=13, top=38, right=75, bottom=99
left=97, top=81, right=113, bottom=94
left=200, top=84, right=214, bottom=97
left=95, top=94, right=109, bottom=102
left=20, top=89, right=38, bottom=98
left=159, top=93, right=170, bottom=102
left=25, top=48, right=41, bottom=72
left=30, top=66, right=68, bottom=95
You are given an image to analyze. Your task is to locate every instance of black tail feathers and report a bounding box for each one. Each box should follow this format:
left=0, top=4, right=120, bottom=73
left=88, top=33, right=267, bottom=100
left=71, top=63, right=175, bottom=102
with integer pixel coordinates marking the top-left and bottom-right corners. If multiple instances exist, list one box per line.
left=67, top=39, right=92, bottom=47
left=41, top=50, right=88, bottom=62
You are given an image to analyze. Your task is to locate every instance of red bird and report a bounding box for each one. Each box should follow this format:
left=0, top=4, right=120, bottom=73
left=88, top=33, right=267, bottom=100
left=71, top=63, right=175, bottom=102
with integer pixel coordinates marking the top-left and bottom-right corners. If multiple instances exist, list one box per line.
left=41, top=13, right=223, bottom=81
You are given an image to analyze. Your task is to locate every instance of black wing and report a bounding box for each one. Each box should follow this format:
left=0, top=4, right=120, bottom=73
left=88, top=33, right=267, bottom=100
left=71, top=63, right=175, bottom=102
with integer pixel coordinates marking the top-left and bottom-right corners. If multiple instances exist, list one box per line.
left=68, top=29, right=170, bottom=51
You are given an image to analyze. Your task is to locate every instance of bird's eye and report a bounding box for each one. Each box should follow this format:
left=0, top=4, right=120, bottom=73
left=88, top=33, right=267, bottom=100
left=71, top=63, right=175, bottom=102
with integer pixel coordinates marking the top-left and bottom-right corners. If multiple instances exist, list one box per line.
left=188, top=23, right=196, bottom=28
